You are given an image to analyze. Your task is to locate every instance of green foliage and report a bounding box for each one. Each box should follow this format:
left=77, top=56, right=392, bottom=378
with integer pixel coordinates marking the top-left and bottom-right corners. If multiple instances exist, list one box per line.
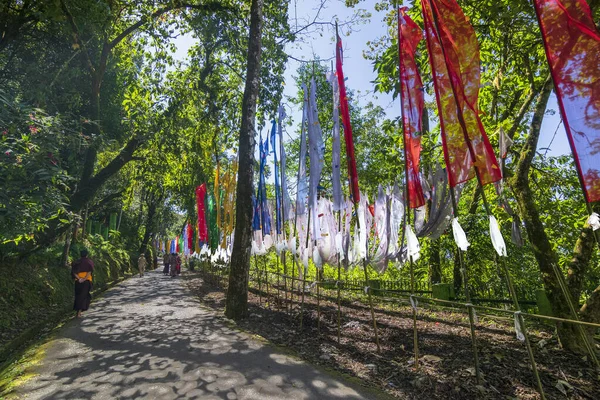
left=0, top=93, right=77, bottom=250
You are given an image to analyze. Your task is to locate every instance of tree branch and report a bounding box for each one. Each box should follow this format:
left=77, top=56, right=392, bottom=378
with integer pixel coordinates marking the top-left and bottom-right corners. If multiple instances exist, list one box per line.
left=59, top=0, right=96, bottom=75
left=108, top=1, right=231, bottom=50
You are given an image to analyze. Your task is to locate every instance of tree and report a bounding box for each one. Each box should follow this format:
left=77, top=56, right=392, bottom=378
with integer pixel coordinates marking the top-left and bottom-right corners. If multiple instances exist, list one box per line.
left=367, top=0, right=599, bottom=352
left=225, top=0, right=265, bottom=320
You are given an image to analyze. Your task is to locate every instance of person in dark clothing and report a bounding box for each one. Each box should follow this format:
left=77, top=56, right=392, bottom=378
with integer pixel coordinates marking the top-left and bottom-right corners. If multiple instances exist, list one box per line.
left=163, top=253, right=170, bottom=275
left=71, top=249, right=94, bottom=318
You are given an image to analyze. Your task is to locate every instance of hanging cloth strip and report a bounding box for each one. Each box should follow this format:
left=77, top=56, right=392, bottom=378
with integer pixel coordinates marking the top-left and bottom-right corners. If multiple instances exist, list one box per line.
left=277, top=106, right=293, bottom=222
left=270, top=120, right=282, bottom=235
left=307, top=78, right=325, bottom=240
left=296, top=85, right=309, bottom=217
left=417, top=165, right=461, bottom=240
left=327, top=71, right=344, bottom=212
left=587, top=212, right=600, bottom=231
left=489, top=215, right=507, bottom=257
left=372, top=185, right=391, bottom=273
left=452, top=217, right=470, bottom=251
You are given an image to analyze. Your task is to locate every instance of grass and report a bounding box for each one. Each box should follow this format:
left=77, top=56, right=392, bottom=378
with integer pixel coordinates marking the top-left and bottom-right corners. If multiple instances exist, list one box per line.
left=0, top=236, right=137, bottom=398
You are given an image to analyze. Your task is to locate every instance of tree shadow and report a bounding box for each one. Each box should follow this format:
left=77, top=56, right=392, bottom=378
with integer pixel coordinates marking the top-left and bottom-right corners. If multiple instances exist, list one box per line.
left=16, top=267, right=381, bottom=399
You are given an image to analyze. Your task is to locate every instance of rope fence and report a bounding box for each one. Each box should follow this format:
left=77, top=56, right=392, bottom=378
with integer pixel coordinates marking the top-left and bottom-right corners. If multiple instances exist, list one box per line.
left=192, top=259, right=600, bottom=399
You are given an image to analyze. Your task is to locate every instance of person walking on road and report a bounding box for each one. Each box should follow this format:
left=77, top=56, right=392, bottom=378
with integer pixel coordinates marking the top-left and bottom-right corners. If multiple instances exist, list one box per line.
left=71, top=249, right=94, bottom=318
left=163, top=252, right=170, bottom=275
left=170, top=253, right=178, bottom=278
left=138, top=253, right=147, bottom=277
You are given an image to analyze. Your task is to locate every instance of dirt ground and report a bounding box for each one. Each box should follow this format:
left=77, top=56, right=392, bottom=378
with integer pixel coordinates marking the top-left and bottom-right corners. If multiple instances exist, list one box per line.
left=184, top=270, right=600, bottom=400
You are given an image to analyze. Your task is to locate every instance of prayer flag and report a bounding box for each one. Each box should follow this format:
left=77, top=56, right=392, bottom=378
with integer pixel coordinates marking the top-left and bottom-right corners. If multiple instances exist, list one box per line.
left=296, top=85, right=309, bottom=216
left=257, top=135, right=272, bottom=235
left=270, top=119, right=282, bottom=234
left=186, top=223, right=193, bottom=252
left=398, top=7, right=426, bottom=208
left=533, top=0, right=600, bottom=203
left=196, top=184, right=208, bottom=243
left=421, top=0, right=501, bottom=188
left=336, top=29, right=361, bottom=202
left=308, top=78, right=325, bottom=239
left=278, top=106, right=293, bottom=221
left=326, top=71, right=344, bottom=211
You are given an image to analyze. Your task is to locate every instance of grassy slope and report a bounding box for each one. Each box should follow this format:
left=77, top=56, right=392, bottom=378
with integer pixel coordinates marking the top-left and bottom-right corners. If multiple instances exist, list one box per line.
left=0, top=236, right=137, bottom=397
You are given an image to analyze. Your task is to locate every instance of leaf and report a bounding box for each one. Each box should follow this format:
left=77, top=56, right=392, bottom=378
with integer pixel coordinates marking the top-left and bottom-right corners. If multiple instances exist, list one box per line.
left=555, top=379, right=572, bottom=396
left=421, top=354, right=442, bottom=363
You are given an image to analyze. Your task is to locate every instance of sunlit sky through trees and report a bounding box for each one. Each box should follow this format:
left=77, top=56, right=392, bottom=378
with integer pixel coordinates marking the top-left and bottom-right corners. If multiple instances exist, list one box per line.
left=170, top=0, right=568, bottom=186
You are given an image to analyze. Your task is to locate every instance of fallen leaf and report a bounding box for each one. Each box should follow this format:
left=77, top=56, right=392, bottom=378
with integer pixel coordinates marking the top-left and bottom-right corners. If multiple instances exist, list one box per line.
left=555, top=381, right=567, bottom=396
left=421, top=354, right=442, bottom=363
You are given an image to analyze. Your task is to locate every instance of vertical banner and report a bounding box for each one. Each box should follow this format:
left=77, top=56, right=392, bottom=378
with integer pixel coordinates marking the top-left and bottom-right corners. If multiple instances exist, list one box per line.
left=327, top=70, right=344, bottom=211
left=307, top=78, right=325, bottom=239
left=270, top=119, right=282, bottom=234
left=195, top=184, right=208, bottom=243
left=398, top=7, right=426, bottom=209
left=257, top=135, right=272, bottom=235
left=296, top=85, right=309, bottom=216
left=422, top=0, right=501, bottom=188
left=208, top=193, right=219, bottom=250
left=277, top=106, right=293, bottom=221
left=186, top=223, right=193, bottom=253
left=336, top=29, right=360, bottom=203
left=533, top=0, right=600, bottom=203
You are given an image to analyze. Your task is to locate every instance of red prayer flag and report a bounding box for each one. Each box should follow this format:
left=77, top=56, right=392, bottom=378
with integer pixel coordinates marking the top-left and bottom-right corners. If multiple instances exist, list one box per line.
left=186, top=223, right=193, bottom=251
left=336, top=30, right=361, bottom=203
left=196, top=184, right=208, bottom=242
left=533, top=0, right=600, bottom=203
left=421, top=0, right=501, bottom=188
left=398, top=7, right=426, bottom=209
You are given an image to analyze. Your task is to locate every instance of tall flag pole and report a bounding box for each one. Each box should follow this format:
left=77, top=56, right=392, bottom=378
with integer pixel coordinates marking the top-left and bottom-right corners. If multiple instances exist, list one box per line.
left=532, top=0, right=600, bottom=206
left=335, top=22, right=380, bottom=352
left=259, top=133, right=272, bottom=236
left=307, top=78, right=325, bottom=242
left=327, top=66, right=344, bottom=212
left=335, top=23, right=360, bottom=203
left=422, top=0, right=543, bottom=394
left=397, top=5, right=424, bottom=371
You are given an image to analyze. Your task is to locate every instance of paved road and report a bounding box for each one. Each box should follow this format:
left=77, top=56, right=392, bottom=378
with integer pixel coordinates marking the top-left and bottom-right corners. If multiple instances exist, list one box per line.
left=15, top=266, right=386, bottom=399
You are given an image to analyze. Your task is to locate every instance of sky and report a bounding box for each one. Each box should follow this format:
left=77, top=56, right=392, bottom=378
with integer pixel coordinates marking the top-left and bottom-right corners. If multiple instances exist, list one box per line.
left=171, top=0, right=571, bottom=171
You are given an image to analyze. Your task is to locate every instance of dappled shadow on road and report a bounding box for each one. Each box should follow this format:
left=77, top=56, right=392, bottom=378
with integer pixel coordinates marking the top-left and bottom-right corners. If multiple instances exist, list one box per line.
left=17, top=267, right=373, bottom=400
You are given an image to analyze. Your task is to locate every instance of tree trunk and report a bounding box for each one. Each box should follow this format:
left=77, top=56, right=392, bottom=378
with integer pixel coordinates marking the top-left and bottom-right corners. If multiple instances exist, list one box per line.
left=225, top=0, right=264, bottom=320
left=429, top=239, right=442, bottom=284
left=580, top=285, right=600, bottom=328
left=138, top=195, right=158, bottom=255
